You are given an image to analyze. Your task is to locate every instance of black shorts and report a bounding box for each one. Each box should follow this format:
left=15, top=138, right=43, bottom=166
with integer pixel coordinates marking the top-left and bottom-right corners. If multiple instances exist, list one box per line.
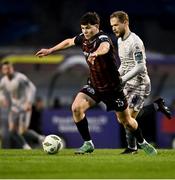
left=80, top=84, right=128, bottom=112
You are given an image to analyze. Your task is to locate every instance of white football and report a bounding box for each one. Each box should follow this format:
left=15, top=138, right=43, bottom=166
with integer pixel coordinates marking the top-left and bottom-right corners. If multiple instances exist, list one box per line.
left=42, top=134, right=63, bottom=154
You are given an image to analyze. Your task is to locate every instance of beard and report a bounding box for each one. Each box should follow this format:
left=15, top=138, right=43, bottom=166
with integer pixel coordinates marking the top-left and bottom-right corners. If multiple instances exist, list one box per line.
left=118, top=30, right=125, bottom=38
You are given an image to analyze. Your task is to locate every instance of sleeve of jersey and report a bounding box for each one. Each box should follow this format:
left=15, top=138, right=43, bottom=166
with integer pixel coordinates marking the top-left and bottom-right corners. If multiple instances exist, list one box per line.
left=74, top=33, right=83, bottom=46
left=133, top=43, right=145, bottom=64
left=121, top=43, right=146, bottom=84
left=26, top=81, right=36, bottom=104
left=21, top=75, right=36, bottom=104
left=118, top=65, right=125, bottom=76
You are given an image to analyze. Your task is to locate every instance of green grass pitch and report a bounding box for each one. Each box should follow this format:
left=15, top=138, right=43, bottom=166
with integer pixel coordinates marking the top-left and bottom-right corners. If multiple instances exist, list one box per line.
left=0, top=149, right=175, bottom=179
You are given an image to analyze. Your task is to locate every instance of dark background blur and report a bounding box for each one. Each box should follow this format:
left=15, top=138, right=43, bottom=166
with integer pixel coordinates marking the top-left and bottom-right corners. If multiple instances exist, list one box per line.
left=1, top=0, right=175, bottom=54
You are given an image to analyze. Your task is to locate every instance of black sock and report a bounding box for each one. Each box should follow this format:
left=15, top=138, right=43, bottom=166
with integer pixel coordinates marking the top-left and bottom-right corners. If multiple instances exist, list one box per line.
left=137, top=104, right=156, bottom=120
left=132, top=127, right=144, bottom=144
left=9, top=130, right=27, bottom=148
left=23, top=129, right=41, bottom=143
left=75, top=116, right=91, bottom=141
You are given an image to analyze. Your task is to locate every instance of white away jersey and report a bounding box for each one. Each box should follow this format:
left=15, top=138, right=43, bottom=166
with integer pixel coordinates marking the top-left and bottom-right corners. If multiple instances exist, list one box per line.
left=0, top=72, right=36, bottom=110
left=118, top=32, right=150, bottom=85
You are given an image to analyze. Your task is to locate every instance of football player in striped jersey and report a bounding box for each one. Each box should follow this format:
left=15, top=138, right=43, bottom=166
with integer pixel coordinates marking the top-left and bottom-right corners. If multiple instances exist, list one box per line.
left=36, top=12, right=157, bottom=155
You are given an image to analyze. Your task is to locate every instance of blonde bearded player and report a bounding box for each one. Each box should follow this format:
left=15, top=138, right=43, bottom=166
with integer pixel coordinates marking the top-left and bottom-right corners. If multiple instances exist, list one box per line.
left=110, top=11, right=171, bottom=154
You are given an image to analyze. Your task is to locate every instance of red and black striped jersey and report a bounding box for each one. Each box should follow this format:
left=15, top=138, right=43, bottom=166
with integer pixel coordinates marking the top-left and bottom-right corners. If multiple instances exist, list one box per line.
left=74, top=31, right=122, bottom=92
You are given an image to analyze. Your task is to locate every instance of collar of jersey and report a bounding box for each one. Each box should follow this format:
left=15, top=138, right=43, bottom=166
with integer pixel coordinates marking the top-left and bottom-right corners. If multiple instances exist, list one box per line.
left=88, top=30, right=103, bottom=43
left=122, top=31, right=132, bottom=41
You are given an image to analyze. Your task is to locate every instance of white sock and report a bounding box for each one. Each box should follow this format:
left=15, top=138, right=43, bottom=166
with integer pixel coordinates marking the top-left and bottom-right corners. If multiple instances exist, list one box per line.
left=23, top=144, right=32, bottom=150
left=128, top=146, right=137, bottom=150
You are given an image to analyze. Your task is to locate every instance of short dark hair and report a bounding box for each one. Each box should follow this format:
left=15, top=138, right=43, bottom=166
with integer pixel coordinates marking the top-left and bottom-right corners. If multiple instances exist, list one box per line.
left=1, top=61, right=12, bottom=66
left=80, top=12, right=100, bottom=25
left=110, top=11, right=129, bottom=23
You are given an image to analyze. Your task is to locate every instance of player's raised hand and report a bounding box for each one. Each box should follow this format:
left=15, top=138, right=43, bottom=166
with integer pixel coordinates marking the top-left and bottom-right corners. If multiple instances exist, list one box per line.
left=35, top=48, right=52, bottom=57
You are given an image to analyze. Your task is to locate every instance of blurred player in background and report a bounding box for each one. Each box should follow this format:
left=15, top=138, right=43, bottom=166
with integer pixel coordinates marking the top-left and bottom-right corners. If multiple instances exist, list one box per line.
left=110, top=11, right=171, bottom=154
left=0, top=61, right=44, bottom=149
left=36, top=12, right=157, bottom=155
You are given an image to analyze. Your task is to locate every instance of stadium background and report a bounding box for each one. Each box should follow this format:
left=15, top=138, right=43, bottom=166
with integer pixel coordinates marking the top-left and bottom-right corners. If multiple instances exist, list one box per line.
left=0, top=0, right=175, bottom=149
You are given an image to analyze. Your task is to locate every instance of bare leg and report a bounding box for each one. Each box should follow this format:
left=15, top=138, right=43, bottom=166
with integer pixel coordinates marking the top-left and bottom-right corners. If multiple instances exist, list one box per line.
left=9, top=111, right=31, bottom=149
left=71, top=92, right=96, bottom=154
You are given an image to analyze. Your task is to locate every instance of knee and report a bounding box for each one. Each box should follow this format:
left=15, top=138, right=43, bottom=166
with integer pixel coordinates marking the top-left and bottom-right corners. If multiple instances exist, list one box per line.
left=123, top=120, right=133, bottom=130
left=122, top=119, right=131, bottom=130
left=71, top=103, right=83, bottom=117
left=8, top=123, right=17, bottom=131
left=124, top=117, right=138, bottom=131
left=120, top=116, right=135, bottom=130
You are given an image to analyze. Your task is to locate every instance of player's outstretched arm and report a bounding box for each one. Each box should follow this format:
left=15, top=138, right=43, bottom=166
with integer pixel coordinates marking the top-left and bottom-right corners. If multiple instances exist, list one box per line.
left=88, top=42, right=110, bottom=64
left=35, top=38, right=75, bottom=57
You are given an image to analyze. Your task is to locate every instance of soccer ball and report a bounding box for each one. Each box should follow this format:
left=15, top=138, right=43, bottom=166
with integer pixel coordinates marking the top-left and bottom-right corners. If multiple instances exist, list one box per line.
left=42, top=134, right=63, bottom=154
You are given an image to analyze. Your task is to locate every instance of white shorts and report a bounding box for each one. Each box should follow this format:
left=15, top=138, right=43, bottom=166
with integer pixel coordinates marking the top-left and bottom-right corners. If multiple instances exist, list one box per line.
left=124, top=82, right=151, bottom=111
left=9, top=107, right=31, bottom=129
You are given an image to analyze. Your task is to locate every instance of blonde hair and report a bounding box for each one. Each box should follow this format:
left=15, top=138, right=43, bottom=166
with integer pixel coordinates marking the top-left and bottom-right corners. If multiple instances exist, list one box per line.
left=110, top=11, right=129, bottom=23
